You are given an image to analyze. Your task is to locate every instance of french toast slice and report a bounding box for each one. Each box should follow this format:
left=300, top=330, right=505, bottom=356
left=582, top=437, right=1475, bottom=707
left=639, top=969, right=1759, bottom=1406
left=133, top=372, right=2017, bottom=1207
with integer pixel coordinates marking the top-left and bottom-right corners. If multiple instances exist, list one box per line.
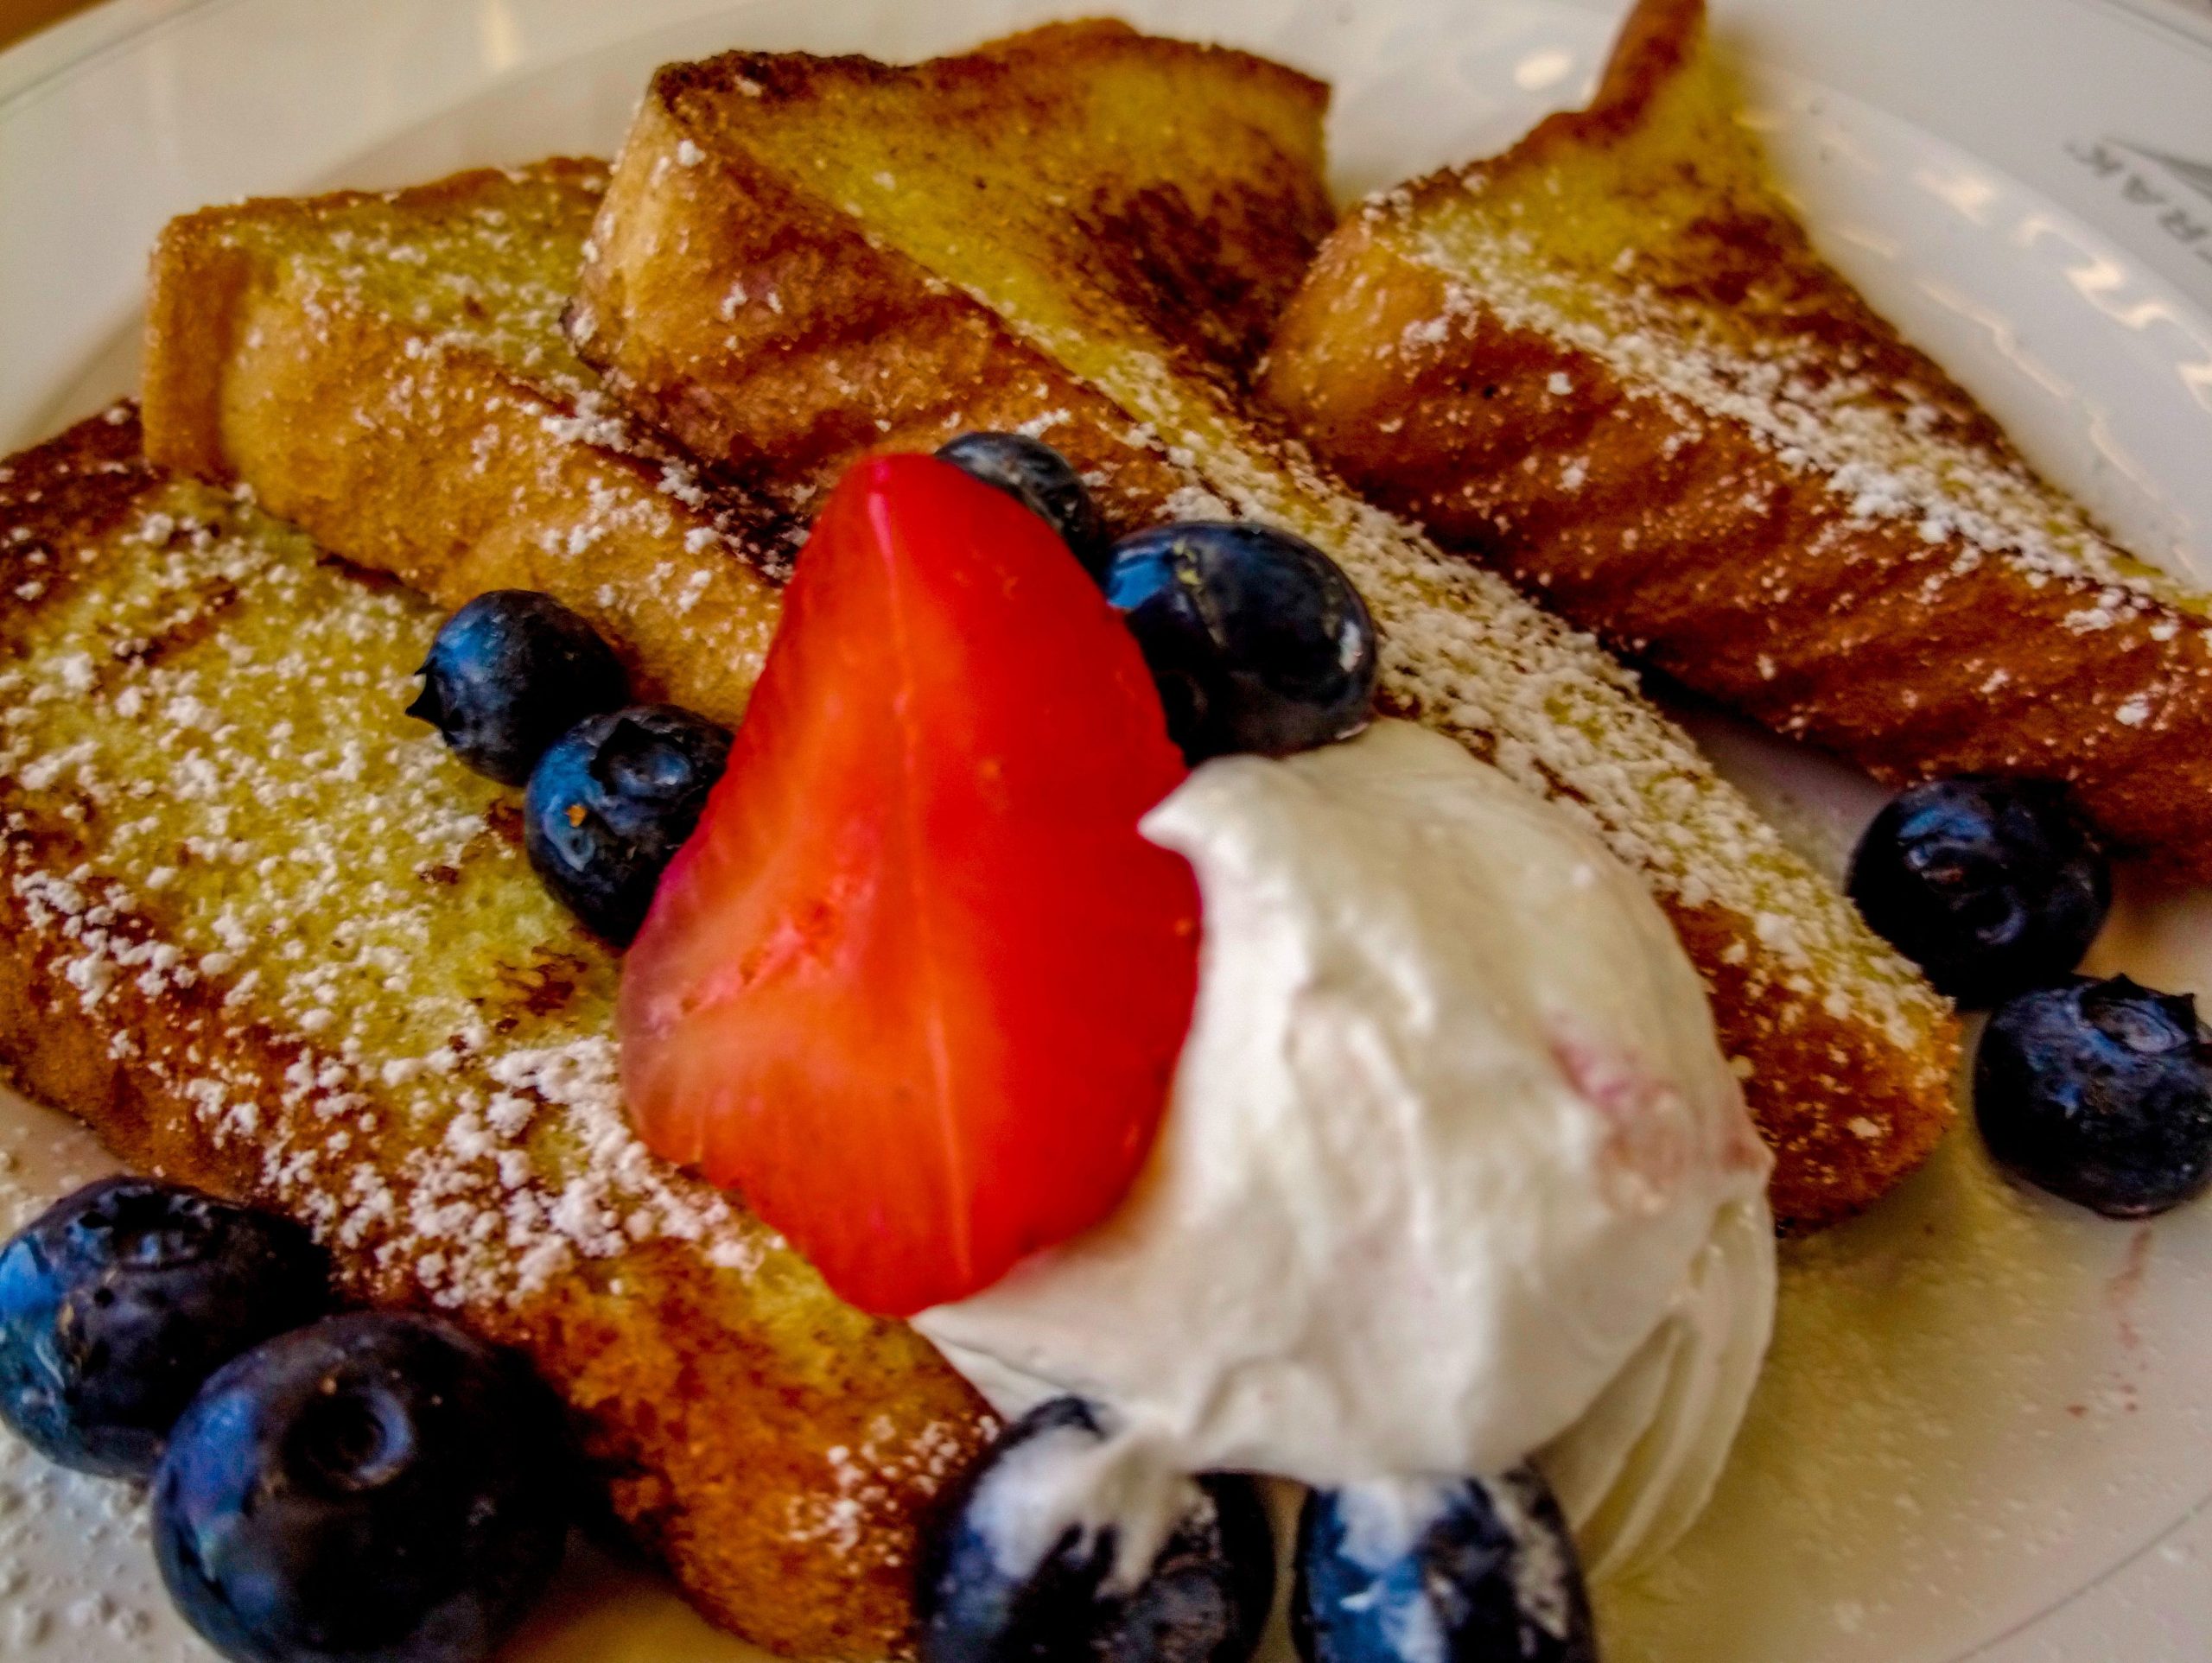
left=143, top=161, right=793, bottom=730
left=140, top=16, right=1338, bottom=707
left=0, top=408, right=992, bottom=1662
left=567, top=22, right=1960, bottom=1230
left=567, top=19, right=1338, bottom=522
left=1262, top=0, right=2212, bottom=880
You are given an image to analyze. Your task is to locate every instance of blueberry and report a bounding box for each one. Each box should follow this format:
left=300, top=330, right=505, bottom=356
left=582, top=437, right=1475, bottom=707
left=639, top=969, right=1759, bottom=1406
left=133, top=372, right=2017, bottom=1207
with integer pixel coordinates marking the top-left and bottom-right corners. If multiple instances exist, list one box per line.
left=1104, top=522, right=1377, bottom=764
left=0, top=1177, right=330, bottom=1479
left=936, top=431, right=1110, bottom=580
left=1293, top=1469, right=1595, bottom=1663
left=409, top=591, right=630, bottom=784
left=918, top=1398, right=1274, bottom=1663
left=1847, top=775, right=2109, bottom=1007
left=153, top=1311, right=570, bottom=1663
left=1975, top=974, right=2212, bottom=1217
left=524, top=703, right=730, bottom=943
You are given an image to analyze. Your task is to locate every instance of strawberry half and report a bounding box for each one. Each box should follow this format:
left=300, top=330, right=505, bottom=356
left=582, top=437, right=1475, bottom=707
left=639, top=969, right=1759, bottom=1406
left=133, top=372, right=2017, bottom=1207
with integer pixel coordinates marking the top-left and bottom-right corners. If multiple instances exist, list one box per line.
left=618, top=454, right=1200, bottom=1317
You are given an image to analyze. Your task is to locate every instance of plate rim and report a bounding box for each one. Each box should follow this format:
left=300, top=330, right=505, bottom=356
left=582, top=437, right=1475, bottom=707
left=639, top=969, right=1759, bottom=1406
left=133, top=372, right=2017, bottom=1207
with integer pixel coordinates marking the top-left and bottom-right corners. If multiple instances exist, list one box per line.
left=1, top=3, right=2210, bottom=1660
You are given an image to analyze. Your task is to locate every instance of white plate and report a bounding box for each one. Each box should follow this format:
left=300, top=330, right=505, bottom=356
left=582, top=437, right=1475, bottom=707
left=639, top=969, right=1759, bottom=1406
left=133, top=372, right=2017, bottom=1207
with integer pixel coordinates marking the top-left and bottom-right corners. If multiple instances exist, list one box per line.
left=2, top=1, right=2211, bottom=1659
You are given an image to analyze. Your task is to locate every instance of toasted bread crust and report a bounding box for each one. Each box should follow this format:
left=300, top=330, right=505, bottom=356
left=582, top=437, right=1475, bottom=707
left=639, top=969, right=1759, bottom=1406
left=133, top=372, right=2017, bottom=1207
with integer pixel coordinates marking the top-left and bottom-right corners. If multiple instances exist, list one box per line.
left=1262, top=0, right=2212, bottom=880
left=0, top=413, right=990, bottom=1661
left=645, top=18, right=1333, bottom=387
left=571, top=29, right=1957, bottom=1229
left=574, top=94, right=1201, bottom=529
left=576, top=20, right=1331, bottom=520
left=144, top=162, right=793, bottom=729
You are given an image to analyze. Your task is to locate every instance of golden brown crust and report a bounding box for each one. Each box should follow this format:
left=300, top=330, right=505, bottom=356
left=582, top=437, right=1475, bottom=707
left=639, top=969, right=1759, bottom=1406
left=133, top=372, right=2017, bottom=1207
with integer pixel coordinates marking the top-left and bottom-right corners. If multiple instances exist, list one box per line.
left=1262, top=0, right=2212, bottom=880
left=143, top=162, right=793, bottom=729
left=0, top=874, right=980, bottom=1658
left=575, top=96, right=1200, bottom=530
left=1659, top=897, right=1948, bottom=1222
left=0, top=414, right=991, bottom=1661
left=1518, top=0, right=1705, bottom=162
left=648, top=19, right=1332, bottom=389
left=571, top=29, right=1957, bottom=1230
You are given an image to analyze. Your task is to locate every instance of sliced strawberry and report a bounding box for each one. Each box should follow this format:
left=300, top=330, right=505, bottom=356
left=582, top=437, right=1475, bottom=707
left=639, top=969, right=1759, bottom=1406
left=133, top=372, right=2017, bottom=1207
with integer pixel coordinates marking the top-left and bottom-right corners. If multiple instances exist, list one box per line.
left=618, top=454, right=1199, bottom=1317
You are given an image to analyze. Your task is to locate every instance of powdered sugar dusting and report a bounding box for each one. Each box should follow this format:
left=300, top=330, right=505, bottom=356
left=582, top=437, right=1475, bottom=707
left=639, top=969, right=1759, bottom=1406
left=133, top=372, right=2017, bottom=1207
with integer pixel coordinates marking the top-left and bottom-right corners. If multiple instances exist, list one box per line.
left=0, top=463, right=769, bottom=1310
left=207, top=163, right=796, bottom=701
left=1357, top=76, right=2202, bottom=643
left=1412, top=239, right=2181, bottom=620
left=630, top=102, right=1954, bottom=1153
left=0, top=1431, right=182, bottom=1660
left=783, top=1413, right=976, bottom=1570
left=1057, top=334, right=1937, bottom=1053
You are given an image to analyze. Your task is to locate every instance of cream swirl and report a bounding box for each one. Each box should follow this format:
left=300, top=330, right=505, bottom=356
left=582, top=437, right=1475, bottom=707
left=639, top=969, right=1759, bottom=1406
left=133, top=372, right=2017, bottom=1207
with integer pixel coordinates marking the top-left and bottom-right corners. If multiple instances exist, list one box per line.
left=917, top=719, right=1775, bottom=1573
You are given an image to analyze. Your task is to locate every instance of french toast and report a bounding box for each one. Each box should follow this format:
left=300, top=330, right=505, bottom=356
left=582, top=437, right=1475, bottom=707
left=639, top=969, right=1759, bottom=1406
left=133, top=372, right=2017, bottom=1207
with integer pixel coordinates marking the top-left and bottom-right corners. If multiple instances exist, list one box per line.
left=0, top=408, right=993, bottom=1661
left=141, top=17, right=1338, bottom=683
left=564, top=19, right=1337, bottom=524
left=1262, top=0, right=2212, bottom=881
left=143, top=160, right=792, bottom=730
left=120, top=48, right=1341, bottom=1641
left=564, top=22, right=1961, bottom=1230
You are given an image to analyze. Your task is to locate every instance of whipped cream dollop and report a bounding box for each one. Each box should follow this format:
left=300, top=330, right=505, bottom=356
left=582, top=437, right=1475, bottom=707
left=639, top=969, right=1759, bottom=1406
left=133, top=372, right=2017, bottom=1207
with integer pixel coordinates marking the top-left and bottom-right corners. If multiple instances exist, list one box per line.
left=915, top=719, right=1776, bottom=1573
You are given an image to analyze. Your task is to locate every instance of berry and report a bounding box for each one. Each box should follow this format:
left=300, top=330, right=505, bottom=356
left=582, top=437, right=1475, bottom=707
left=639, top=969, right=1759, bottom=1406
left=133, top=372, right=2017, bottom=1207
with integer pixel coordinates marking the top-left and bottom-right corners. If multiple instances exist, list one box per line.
left=1975, top=975, right=2212, bottom=1217
left=524, top=703, right=731, bottom=944
left=1104, top=521, right=1377, bottom=763
left=1847, top=775, right=2108, bottom=1007
left=936, top=431, right=1110, bottom=580
left=0, top=1177, right=330, bottom=1479
left=1294, top=1469, right=1596, bottom=1663
left=408, top=591, right=629, bottom=784
left=153, top=1311, right=570, bottom=1663
left=620, top=455, right=1198, bottom=1316
left=918, top=1399, right=1274, bottom=1663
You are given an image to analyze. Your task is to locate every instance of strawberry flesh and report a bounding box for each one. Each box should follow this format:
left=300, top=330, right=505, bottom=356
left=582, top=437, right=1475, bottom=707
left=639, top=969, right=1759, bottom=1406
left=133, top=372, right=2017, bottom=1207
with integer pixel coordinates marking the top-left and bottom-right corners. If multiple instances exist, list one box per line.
left=619, top=454, right=1199, bottom=1317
